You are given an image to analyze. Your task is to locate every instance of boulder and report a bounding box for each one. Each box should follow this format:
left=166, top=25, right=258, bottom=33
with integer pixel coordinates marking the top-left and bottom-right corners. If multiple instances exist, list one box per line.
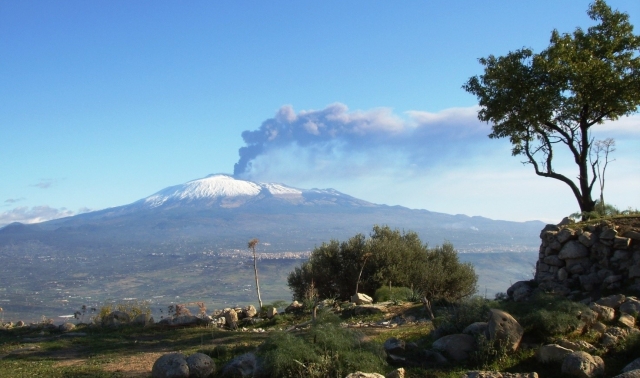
left=596, top=294, right=626, bottom=309
left=592, top=322, right=607, bottom=334
left=619, top=313, right=636, bottom=328
left=612, top=370, right=640, bottom=378
left=345, top=373, right=385, bottom=378
left=579, top=308, right=598, bottom=326
left=561, top=351, right=605, bottom=377
left=152, top=353, right=189, bottom=378
left=171, top=315, right=199, bottom=326
left=432, top=334, right=476, bottom=361
left=186, top=353, right=216, bottom=378
left=243, top=305, right=257, bottom=318
left=559, top=241, right=590, bottom=259
left=383, top=337, right=405, bottom=356
left=385, top=368, right=405, bottom=378
left=557, top=228, right=576, bottom=243
left=486, top=309, right=524, bottom=352
left=620, top=298, right=640, bottom=315
left=266, top=307, right=278, bottom=318
left=59, top=322, right=76, bottom=332
left=537, top=344, right=573, bottom=364
left=463, top=322, right=488, bottom=337
left=221, top=352, right=258, bottom=378
left=623, top=358, right=640, bottom=373
left=507, top=281, right=533, bottom=301
left=351, top=293, right=373, bottom=305
left=284, top=301, right=303, bottom=314
left=224, top=309, right=238, bottom=330
left=589, top=303, right=615, bottom=322
left=354, top=305, right=387, bottom=315
left=102, top=311, right=131, bottom=327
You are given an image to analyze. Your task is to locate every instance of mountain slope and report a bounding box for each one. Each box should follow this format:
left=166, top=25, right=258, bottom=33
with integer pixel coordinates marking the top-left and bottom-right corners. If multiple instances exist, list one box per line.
left=0, top=174, right=545, bottom=254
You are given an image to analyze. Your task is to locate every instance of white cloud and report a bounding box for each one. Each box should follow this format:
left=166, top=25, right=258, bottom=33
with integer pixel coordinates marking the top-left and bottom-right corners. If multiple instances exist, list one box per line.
left=0, top=206, right=75, bottom=227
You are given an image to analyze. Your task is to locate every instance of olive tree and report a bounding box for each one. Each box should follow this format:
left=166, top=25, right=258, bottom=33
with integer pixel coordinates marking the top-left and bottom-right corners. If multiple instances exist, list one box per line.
left=463, top=0, right=639, bottom=215
left=287, top=225, right=477, bottom=302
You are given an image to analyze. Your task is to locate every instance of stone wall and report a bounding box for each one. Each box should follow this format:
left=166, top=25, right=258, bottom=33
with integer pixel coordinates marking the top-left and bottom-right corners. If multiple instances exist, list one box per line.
left=534, top=220, right=640, bottom=298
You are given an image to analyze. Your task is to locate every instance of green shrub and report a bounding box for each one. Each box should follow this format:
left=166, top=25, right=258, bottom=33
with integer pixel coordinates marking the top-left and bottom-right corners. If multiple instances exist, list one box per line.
left=499, top=293, right=588, bottom=341
left=433, top=296, right=494, bottom=336
left=373, top=286, right=413, bottom=303
left=259, top=318, right=385, bottom=377
left=95, top=299, right=151, bottom=324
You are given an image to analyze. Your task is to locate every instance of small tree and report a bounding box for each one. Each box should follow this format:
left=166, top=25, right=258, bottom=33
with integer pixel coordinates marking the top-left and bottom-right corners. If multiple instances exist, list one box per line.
left=248, top=238, right=263, bottom=310
left=463, top=0, right=640, bottom=215
left=590, top=138, right=616, bottom=213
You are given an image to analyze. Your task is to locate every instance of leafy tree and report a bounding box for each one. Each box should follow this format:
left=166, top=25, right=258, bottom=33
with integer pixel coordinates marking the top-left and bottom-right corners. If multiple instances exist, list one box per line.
left=463, top=0, right=640, bottom=215
left=287, top=225, right=477, bottom=302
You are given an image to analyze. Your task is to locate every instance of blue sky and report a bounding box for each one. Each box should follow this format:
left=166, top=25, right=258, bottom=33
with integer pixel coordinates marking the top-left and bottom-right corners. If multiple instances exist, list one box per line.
left=1, top=0, right=639, bottom=226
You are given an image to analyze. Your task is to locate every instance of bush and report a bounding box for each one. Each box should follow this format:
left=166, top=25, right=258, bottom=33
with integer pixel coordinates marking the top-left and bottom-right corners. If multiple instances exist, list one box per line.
left=433, top=296, right=494, bottom=337
left=373, top=286, right=413, bottom=303
left=287, top=225, right=477, bottom=303
left=95, top=299, right=151, bottom=324
left=498, top=293, right=588, bottom=341
left=258, top=318, right=385, bottom=377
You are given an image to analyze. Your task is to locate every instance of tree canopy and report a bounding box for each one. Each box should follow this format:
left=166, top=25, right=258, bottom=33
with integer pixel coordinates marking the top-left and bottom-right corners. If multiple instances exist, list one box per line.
left=463, top=0, right=640, bottom=214
left=287, top=225, right=477, bottom=303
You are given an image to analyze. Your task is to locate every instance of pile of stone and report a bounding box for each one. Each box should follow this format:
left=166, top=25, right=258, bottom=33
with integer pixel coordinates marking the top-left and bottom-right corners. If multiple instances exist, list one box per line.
left=384, top=309, right=524, bottom=368
left=533, top=221, right=640, bottom=297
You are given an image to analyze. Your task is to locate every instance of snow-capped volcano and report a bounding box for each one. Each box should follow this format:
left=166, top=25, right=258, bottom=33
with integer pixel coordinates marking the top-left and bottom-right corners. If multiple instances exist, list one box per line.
left=141, top=174, right=358, bottom=209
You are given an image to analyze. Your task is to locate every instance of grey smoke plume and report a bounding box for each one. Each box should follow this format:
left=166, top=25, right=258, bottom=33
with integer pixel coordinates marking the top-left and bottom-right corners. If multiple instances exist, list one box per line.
left=233, top=103, right=487, bottom=178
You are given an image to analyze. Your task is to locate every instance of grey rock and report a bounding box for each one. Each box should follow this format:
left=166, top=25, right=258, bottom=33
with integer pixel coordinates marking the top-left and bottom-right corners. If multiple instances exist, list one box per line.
left=347, top=373, right=385, bottom=378
left=619, top=313, right=636, bottom=328
left=596, top=294, right=626, bottom=309
left=589, top=303, right=615, bottom=322
left=623, top=358, right=640, bottom=373
left=186, top=353, right=215, bottom=378
left=354, top=305, right=388, bottom=315
left=152, top=353, right=189, bottom=378
left=579, top=232, right=596, bottom=247
left=612, top=370, right=640, bottom=378
left=561, top=351, right=605, bottom=377
left=432, top=334, right=476, bottom=361
left=243, top=305, right=257, bottom=318
left=537, top=344, right=572, bottom=363
left=385, top=368, right=405, bottom=378
left=59, top=322, right=76, bottom=332
left=560, top=241, right=590, bottom=259
left=558, top=268, right=569, bottom=281
left=614, top=237, right=631, bottom=250
left=620, top=298, right=640, bottom=315
left=266, top=307, right=277, bottom=318
left=629, top=265, right=640, bottom=279
left=383, top=338, right=405, bottom=355
left=544, top=255, right=565, bottom=267
left=623, top=230, right=640, bottom=241
left=592, top=322, right=607, bottom=334
left=600, top=228, right=617, bottom=240
left=463, top=322, right=488, bottom=337
left=540, top=225, right=560, bottom=239
left=351, top=293, right=373, bottom=305
left=345, top=373, right=384, bottom=378
left=103, top=311, right=131, bottom=328
left=221, top=353, right=258, bottom=378
left=486, top=309, right=524, bottom=352
left=557, top=228, right=576, bottom=243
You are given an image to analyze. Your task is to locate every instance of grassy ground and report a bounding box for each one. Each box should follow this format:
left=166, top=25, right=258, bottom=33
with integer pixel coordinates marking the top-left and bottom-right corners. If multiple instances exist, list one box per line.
left=1, top=300, right=639, bottom=377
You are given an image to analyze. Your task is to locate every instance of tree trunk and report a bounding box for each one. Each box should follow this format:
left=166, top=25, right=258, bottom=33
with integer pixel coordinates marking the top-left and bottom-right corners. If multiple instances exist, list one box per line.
left=252, top=247, right=263, bottom=310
